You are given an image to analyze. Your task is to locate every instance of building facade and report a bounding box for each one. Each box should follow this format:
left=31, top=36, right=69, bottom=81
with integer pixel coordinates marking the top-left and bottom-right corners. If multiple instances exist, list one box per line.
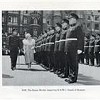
left=2, top=10, right=43, bottom=50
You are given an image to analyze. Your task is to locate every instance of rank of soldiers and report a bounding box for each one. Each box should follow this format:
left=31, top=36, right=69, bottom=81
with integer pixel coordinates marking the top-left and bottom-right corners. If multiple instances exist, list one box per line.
left=34, top=13, right=100, bottom=83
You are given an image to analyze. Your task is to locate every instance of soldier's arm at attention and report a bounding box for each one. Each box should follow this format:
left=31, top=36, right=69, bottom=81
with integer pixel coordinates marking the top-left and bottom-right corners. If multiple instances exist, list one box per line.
left=77, top=26, right=84, bottom=54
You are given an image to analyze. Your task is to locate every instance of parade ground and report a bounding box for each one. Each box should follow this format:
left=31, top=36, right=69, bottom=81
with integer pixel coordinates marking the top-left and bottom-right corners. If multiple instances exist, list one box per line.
left=2, top=56, right=100, bottom=86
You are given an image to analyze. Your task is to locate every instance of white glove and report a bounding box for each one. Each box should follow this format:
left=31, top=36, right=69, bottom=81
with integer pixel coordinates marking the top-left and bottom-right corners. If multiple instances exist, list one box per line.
left=31, top=47, right=34, bottom=50
left=77, top=50, right=82, bottom=54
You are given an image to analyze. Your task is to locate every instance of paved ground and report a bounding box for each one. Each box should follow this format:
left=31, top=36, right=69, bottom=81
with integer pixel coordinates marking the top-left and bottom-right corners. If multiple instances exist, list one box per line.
left=2, top=56, right=100, bottom=86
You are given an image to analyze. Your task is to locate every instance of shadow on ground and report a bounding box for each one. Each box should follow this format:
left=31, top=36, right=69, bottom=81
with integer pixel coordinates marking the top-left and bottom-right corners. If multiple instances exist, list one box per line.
left=2, top=74, right=14, bottom=78
left=16, top=68, right=47, bottom=72
left=77, top=74, right=100, bottom=85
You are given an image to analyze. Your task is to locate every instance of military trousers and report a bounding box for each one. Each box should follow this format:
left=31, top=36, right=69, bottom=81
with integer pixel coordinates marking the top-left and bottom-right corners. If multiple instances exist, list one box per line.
left=66, top=50, right=78, bottom=82
left=10, top=49, right=18, bottom=68
left=95, top=52, right=100, bottom=66
left=89, top=52, right=94, bottom=66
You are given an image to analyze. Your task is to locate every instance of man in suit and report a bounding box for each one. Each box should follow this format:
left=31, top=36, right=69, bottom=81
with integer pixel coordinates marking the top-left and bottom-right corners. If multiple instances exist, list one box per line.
left=94, top=33, right=100, bottom=67
left=89, top=34, right=95, bottom=66
left=64, top=13, right=84, bottom=83
left=9, top=29, right=21, bottom=70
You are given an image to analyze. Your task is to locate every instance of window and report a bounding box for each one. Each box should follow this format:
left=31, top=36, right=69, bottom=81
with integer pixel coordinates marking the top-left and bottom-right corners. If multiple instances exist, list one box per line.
left=8, top=27, right=13, bottom=33
left=24, top=17, right=28, bottom=24
left=8, top=16, right=13, bottom=23
left=33, top=18, right=38, bottom=24
left=13, top=17, right=18, bottom=23
left=95, top=16, right=99, bottom=21
left=94, top=23, right=99, bottom=30
left=87, top=15, right=91, bottom=20
left=87, top=23, right=91, bottom=30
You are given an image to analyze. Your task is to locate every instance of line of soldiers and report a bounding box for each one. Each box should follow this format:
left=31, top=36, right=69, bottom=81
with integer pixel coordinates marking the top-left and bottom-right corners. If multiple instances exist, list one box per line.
left=34, top=13, right=85, bottom=83
left=83, top=33, right=100, bottom=67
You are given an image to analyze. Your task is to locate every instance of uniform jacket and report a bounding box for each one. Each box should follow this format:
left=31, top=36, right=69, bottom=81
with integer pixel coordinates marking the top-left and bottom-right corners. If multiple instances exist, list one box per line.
left=84, top=37, right=89, bottom=54
left=64, top=25, right=84, bottom=53
left=89, top=38, right=95, bottom=53
left=49, top=34, right=55, bottom=52
left=54, top=31, right=60, bottom=52
left=59, top=29, right=67, bottom=52
left=9, top=35, right=21, bottom=51
left=94, top=39, right=100, bottom=53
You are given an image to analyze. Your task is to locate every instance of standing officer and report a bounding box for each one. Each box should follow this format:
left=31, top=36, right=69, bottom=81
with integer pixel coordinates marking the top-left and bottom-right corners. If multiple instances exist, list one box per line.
left=58, top=19, right=69, bottom=78
left=54, top=23, right=61, bottom=74
left=84, top=35, right=90, bottom=65
left=94, top=33, right=100, bottom=67
left=64, top=13, right=84, bottom=83
left=8, top=29, right=21, bottom=70
left=89, top=34, right=95, bottom=66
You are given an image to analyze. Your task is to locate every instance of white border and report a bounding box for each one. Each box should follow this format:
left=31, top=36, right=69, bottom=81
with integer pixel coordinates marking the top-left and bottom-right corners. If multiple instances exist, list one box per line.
left=1, top=1, right=100, bottom=100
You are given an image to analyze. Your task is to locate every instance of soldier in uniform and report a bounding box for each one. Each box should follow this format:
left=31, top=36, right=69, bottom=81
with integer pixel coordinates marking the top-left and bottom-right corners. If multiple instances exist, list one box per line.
left=8, top=29, right=21, bottom=70
left=43, top=30, right=48, bottom=67
left=64, top=13, right=84, bottom=83
left=84, top=35, right=90, bottom=65
left=54, top=23, right=62, bottom=74
left=48, top=27, right=55, bottom=72
left=46, top=28, right=51, bottom=69
left=58, top=19, right=69, bottom=78
left=89, top=34, right=95, bottom=66
left=94, top=33, right=100, bottom=67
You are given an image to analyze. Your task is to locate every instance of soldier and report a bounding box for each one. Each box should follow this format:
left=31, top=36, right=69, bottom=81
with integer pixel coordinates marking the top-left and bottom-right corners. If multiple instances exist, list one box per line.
left=89, top=34, right=95, bottom=66
left=43, top=30, right=48, bottom=67
left=58, top=19, right=69, bottom=78
left=64, top=13, right=84, bottom=83
left=54, top=23, right=61, bottom=74
left=48, top=27, right=55, bottom=72
left=8, top=29, right=21, bottom=70
left=94, top=33, right=100, bottom=67
left=46, top=28, right=51, bottom=69
left=84, top=35, right=90, bottom=65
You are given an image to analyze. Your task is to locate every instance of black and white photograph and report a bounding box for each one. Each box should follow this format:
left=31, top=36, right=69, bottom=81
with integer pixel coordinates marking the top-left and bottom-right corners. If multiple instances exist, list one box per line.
left=2, top=10, right=100, bottom=86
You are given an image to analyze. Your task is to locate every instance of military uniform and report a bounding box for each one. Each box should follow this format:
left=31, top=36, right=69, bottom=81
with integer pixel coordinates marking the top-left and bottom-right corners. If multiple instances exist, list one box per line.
left=46, top=33, right=51, bottom=68
left=9, top=35, right=21, bottom=69
left=64, top=25, right=84, bottom=83
left=84, top=36, right=89, bottom=65
left=94, top=35, right=100, bottom=67
left=54, top=31, right=60, bottom=73
left=89, top=35, right=95, bottom=66
left=49, top=31, right=55, bottom=71
left=58, top=29, right=67, bottom=76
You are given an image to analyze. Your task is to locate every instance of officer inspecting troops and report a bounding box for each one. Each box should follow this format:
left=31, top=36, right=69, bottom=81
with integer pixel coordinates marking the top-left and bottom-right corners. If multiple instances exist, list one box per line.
left=64, top=13, right=84, bottom=83
left=8, top=29, right=21, bottom=70
left=94, top=33, right=100, bottom=67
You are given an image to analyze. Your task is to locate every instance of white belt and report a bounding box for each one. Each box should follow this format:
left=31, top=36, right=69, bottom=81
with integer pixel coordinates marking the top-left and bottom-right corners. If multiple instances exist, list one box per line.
left=55, top=41, right=60, bottom=43
left=84, top=46, right=89, bottom=47
left=89, top=46, right=94, bottom=47
left=60, top=38, right=77, bottom=42
left=95, top=45, right=100, bottom=47
left=46, top=42, right=54, bottom=45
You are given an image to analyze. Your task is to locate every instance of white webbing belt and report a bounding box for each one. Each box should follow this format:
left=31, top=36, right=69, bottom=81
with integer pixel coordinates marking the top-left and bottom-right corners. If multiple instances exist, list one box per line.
left=95, top=45, right=100, bottom=47
left=59, top=38, right=77, bottom=42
